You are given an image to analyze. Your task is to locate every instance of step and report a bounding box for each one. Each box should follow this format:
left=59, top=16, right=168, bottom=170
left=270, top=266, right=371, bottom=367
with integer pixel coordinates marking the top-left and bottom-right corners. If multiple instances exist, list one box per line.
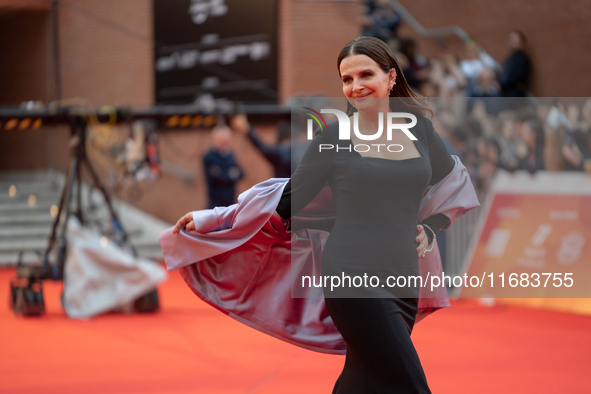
left=0, top=169, right=169, bottom=267
left=0, top=170, right=62, bottom=182
left=0, top=181, right=61, bottom=193
left=0, top=227, right=52, bottom=238
left=0, top=215, right=55, bottom=225
left=0, top=220, right=147, bottom=239
left=0, top=238, right=49, bottom=253
left=0, top=202, right=55, bottom=212
left=0, top=192, right=62, bottom=203
left=0, top=251, right=46, bottom=267
left=0, top=245, right=163, bottom=266
left=0, top=233, right=161, bottom=251
left=0, top=206, right=56, bottom=217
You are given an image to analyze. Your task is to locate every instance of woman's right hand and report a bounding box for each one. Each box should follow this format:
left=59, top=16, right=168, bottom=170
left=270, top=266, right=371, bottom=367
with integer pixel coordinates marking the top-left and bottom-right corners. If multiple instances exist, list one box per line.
left=172, top=212, right=196, bottom=234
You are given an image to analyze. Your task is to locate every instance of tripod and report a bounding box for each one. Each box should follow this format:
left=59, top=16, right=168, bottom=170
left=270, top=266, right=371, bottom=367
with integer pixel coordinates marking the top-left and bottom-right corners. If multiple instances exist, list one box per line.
left=45, top=115, right=136, bottom=279
left=10, top=114, right=158, bottom=316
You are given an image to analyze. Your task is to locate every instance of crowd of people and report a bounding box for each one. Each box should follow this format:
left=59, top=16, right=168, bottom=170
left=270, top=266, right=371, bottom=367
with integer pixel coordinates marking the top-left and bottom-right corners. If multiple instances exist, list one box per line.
left=430, top=98, right=591, bottom=197
left=358, top=0, right=591, bottom=196
left=362, top=1, right=530, bottom=101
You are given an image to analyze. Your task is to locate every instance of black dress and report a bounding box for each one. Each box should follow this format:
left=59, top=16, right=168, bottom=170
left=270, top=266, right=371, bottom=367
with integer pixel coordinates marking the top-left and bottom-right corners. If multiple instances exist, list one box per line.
left=276, top=116, right=454, bottom=393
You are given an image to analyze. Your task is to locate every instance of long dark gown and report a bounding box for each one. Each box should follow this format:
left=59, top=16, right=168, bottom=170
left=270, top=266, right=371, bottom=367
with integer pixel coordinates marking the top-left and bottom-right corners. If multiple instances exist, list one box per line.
left=276, top=115, right=455, bottom=393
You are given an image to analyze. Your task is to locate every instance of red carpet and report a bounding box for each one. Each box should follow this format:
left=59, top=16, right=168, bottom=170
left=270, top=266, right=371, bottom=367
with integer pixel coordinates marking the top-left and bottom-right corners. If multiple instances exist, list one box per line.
left=1, top=267, right=590, bottom=393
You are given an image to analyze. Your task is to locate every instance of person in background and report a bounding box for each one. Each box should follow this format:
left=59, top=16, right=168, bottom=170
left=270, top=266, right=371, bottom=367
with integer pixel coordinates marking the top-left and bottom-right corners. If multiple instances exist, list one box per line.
left=417, top=80, right=439, bottom=97
left=516, top=117, right=545, bottom=173
left=429, top=52, right=466, bottom=99
left=474, top=69, right=501, bottom=98
left=399, top=38, right=429, bottom=91
left=459, top=41, right=497, bottom=97
left=429, top=52, right=466, bottom=114
left=472, top=136, right=502, bottom=192
left=463, top=117, right=484, bottom=185
left=544, top=125, right=567, bottom=171
left=494, top=112, right=521, bottom=171
left=498, top=31, right=531, bottom=98
left=561, top=129, right=591, bottom=172
left=471, top=69, right=503, bottom=115
left=577, top=100, right=591, bottom=131
left=432, top=110, right=462, bottom=159
left=449, top=125, right=469, bottom=160
left=203, top=125, right=244, bottom=209
left=362, top=0, right=401, bottom=44
left=561, top=100, right=591, bottom=172
left=231, top=114, right=292, bottom=178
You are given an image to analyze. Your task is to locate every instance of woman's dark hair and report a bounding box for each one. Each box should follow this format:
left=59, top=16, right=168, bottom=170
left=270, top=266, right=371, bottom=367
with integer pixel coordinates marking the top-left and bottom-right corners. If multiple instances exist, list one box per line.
left=337, top=36, right=432, bottom=118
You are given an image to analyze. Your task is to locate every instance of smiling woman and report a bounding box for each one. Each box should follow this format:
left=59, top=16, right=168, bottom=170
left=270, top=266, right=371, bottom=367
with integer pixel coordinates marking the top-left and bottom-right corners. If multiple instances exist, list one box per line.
left=334, top=38, right=433, bottom=161
left=274, top=36, right=469, bottom=393
left=167, top=36, right=480, bottom=394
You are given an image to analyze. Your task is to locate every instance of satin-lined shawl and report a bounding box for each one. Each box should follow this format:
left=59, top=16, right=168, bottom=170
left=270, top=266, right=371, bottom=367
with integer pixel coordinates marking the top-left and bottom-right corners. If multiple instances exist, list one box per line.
left=159, top=156, right=479, bottom=355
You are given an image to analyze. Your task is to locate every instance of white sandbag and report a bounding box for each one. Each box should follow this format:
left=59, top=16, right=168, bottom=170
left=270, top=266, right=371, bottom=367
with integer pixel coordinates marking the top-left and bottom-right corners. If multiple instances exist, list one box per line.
left=62, top=217, right=167, bottom=318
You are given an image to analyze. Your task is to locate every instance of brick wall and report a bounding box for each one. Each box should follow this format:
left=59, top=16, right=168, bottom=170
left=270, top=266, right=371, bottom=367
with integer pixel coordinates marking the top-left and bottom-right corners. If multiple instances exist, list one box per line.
left=0, top=0, right=153, bottom=107
left=1, top=0, right=359, bottom=107
left=3, top=0, right=591, bottom=104
left=0, top=9, right=53, bottom=105
left=3, top=0, right=591, bottom=223
left=279, top=0, right=363, bottom=101
left=56, top=0, right=361, bottom=107
left=59, top=0, right=154, bottom=106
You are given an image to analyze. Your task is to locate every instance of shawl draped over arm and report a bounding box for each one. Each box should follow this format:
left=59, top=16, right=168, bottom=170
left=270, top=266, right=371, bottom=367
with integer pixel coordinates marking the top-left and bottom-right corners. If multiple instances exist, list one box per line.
left=159, top=156, right=479, bottom=355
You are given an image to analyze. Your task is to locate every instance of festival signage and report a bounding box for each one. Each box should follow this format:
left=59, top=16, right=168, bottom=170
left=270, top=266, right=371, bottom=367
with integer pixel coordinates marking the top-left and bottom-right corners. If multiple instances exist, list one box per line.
left=154, top=0, right=278, bottom=105
left=461, top=170, right=591, bottom=300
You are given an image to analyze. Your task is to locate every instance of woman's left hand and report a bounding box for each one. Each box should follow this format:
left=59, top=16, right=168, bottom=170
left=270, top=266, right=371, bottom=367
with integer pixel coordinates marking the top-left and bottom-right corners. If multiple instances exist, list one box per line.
left=416, top=224, right=429, bottom=258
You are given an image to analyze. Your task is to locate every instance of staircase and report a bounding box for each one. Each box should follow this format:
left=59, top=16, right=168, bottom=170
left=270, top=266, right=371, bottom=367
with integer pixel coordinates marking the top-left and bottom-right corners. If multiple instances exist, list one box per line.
left=0, top=170, right=169, bottom=267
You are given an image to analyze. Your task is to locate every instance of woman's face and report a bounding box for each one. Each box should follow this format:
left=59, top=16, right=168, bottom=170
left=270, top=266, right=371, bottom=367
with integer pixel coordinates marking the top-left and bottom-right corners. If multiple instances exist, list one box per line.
left=339, top=54, right=394, bottom=110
